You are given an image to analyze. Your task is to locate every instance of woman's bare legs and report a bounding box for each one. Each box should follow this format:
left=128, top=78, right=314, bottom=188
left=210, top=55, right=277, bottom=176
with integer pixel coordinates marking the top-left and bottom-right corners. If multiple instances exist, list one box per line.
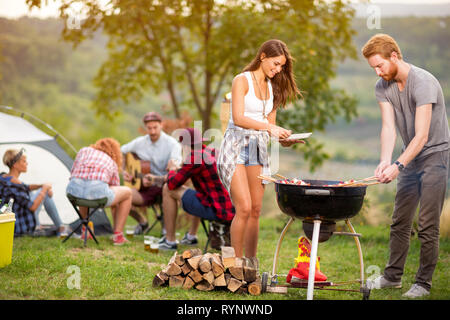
left=230, top=164, right=252, bottom=258
left=243, top=165, right=264, bottom=258
left=109, top=186, right=132, bottom=233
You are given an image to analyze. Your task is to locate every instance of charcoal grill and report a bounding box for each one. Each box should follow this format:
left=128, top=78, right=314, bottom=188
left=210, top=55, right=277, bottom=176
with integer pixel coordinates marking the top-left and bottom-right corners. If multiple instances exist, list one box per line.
left=261, top=179, right=371, bottom=300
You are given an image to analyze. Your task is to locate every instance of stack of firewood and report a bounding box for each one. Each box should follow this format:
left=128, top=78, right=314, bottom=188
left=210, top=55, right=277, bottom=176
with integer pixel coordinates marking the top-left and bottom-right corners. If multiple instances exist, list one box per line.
left=152, top=246, right=262, bottom=295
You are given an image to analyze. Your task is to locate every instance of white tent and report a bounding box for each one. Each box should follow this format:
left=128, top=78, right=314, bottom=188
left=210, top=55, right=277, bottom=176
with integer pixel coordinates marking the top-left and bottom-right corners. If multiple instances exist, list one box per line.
left=0, top=107, right=112, bottom=234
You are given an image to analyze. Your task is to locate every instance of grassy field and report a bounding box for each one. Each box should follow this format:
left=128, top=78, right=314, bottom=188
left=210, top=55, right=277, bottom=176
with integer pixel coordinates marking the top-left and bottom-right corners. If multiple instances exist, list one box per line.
left=1, top=216, right=448, bottom=301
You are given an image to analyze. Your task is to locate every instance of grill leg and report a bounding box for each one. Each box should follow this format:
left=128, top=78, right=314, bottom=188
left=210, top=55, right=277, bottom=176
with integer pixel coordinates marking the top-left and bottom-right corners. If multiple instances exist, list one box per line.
left=271, top=217, right=295, bottom=285
left=345, top=219, right=364, bottom=289
left=307, top=219, right=321, bottom=300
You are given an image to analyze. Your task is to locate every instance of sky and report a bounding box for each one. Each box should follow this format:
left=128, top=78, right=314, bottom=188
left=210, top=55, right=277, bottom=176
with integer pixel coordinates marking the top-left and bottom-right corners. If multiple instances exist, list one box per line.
left=0, top=0, right=449, bottom=19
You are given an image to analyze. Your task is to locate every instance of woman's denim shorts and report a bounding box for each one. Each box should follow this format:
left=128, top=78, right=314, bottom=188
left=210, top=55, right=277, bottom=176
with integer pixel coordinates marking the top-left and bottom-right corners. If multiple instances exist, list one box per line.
left=66, top=178, right=115, bottom=207
left=236, top=136, right=263, bottom=166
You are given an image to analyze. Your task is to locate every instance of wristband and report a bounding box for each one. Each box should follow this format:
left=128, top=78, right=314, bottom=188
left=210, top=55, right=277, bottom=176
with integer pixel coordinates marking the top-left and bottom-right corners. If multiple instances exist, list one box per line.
left=394, top=160, right=405, bottom=171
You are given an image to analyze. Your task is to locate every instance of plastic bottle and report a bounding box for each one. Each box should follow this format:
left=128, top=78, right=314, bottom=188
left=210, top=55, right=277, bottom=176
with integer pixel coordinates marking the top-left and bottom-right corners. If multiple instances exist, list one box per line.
left=5, top=198, right=14, bottom=213
left=0, top=198, right=12, bottom=214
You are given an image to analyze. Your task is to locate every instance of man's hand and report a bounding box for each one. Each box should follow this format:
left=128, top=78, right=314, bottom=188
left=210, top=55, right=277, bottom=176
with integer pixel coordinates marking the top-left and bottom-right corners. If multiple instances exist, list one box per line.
left=166, top=159, right=180, bottom=172
left=378, top=163, right=400, bottom=184
left=143, top=174, right=166, bottom=188
left=142, top=174, right=153, bottom=187
left=122, top=171, right=132, bottom=182
left=375, top=160, right=390, bottom=179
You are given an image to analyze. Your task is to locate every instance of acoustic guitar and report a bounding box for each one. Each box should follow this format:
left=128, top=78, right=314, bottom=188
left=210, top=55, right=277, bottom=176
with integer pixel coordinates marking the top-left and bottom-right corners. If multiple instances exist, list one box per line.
left=124, top=152, right=151, bottom=191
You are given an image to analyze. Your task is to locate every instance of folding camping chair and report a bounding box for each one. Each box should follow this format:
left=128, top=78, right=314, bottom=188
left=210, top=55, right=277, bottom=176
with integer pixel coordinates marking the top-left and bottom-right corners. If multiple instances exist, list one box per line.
left=144, top=194, right=164, bottom=235
left=63, top=193, right=107, bottom=247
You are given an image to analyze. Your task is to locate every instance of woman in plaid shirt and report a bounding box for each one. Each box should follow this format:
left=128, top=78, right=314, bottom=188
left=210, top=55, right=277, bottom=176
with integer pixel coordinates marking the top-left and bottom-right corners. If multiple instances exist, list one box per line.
left=217, top=40, right=303, bottom=268
left=67, top=138, right=132, bottom=245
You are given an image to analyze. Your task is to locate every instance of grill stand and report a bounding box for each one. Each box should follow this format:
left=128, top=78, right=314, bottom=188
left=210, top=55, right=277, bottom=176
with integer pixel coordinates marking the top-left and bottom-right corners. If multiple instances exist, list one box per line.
left=269, top=217, right=370, bottom=300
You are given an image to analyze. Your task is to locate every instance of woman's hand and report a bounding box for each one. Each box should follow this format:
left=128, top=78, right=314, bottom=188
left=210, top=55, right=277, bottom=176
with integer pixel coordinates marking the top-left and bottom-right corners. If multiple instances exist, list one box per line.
left=42, top=183, right=53, bottom=197
left=267, top=124, right=291, bottom=140
left=279, top=139, right=306, bottom=147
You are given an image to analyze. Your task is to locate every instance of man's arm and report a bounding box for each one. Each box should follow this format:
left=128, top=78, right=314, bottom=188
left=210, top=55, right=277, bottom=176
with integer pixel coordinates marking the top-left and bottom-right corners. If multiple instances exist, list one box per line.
left=379, top=104, right=432, bottom=183
left=376, top=101, right=397, bottom=175
left=166, top=163, right=199, bottom=190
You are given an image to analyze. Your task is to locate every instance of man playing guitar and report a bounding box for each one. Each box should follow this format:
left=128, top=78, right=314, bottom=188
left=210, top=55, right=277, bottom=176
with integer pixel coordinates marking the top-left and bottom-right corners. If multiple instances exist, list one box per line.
left=121, top=111, right=182, bottom=234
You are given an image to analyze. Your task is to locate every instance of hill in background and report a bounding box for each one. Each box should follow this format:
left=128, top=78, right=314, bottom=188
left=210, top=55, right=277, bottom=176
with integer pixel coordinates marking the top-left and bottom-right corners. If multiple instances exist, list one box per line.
left=0, top=14, right=448, bottom=165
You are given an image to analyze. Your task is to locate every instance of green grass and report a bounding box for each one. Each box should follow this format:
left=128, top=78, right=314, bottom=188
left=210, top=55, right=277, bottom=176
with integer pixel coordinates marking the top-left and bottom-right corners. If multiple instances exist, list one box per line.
left=1, top=217, right=449, bottom=300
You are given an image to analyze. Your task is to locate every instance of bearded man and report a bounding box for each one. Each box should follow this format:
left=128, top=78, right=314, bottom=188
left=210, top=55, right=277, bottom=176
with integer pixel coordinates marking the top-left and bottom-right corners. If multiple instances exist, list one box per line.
left=362, top=34, right=449, bottom=298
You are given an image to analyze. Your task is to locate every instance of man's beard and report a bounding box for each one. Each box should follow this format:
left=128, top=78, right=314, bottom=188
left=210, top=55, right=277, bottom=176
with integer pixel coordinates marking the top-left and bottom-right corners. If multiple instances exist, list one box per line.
left=381, top=63, right=398, bottom=81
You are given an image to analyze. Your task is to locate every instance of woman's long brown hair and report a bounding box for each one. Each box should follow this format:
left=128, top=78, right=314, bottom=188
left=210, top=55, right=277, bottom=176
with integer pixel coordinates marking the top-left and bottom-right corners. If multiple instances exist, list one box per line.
left=243, top=39, right=301, bottom=109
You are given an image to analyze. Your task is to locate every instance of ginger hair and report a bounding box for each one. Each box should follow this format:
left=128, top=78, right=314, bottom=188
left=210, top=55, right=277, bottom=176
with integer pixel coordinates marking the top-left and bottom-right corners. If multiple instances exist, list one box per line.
left=90, top=138, right=122, bottom=171
left=362, top=33, right=403, bottom=60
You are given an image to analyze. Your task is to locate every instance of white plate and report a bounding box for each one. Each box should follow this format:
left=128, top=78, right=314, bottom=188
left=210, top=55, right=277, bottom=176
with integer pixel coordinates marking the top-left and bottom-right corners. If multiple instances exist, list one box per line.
left=280, top=132, right=312, bottom=141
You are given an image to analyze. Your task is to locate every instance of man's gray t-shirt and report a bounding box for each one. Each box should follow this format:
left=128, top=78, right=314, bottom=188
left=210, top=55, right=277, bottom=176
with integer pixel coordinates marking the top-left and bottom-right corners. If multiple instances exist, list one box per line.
left=375, top=64, right=449, bottom=159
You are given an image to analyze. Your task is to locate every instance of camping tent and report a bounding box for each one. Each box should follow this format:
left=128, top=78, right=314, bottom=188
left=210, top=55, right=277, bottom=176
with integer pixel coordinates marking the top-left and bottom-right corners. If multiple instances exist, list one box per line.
left=0, top=106, right=112, bottom=235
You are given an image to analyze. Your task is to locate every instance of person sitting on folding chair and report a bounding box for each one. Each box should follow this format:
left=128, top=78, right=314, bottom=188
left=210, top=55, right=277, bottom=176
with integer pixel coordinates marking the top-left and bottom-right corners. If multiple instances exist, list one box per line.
left=66, top=138, right=132, bottom=246
left=157, top=127, right=235, bottom=250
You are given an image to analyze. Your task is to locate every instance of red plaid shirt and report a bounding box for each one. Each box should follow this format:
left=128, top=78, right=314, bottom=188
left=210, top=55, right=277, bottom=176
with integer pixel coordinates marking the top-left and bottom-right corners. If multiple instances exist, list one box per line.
left=70, top=147, right=120, bottom=186
left=167, top=145, right=235, bottom=222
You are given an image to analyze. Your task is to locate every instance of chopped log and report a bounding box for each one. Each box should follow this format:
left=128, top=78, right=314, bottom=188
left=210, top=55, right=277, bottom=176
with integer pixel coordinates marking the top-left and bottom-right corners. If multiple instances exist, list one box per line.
left=211, top=253, right=224, bottom=277
left=169, top=275, right=185, bottom=288
left=168, top=251, right=178, bottom=264
left=221, top=247, right=236, bottom=269
left=224, top=273, right=231, bottom=285
left=174, top=254, right=185, bottom=266
left=199, top=253, right=212, bottom=273
left=189, top=269, right=203, bottom=283
left=187, top=255, right=202, bottom=270
left=248, top=280, right=262, bottom=296
left=159, top=271, right=169, bottom=281
left=236, top=286, right=248, bottom=294
left=227, top=278, right=242, bottom=293
left=235, top=257, right=244, bottom=267
left=196, top=280, right=214, bottom=291
left=214, top=273, right=227, bottom=287
left=244, top=266, right=257, bottom=282
left=152, top=272, right=167, bottom=287
left=266, top=286, right=288, bottom=294
left=202, top=270, right=215, bottom=285
left=181, top=263, right=192, bottom=275
left=183, top=276, right=195, bottom=290
left=228, top=266, right=244, bottom=280
left=165, top=263, right=182, bottom=276
left=182, top=248, right=203, bottom=259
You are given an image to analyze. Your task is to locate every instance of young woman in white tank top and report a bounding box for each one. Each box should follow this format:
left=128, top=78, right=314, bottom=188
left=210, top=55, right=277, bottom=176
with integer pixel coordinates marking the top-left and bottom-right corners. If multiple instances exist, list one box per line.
left=217, top=39, right=304, bottom=267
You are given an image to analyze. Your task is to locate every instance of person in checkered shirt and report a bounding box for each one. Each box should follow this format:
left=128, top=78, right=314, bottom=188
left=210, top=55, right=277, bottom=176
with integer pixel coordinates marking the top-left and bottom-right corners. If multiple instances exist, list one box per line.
left=67, top=138, right=132, bottom=245
left=155, top=128, right=235, bottom=250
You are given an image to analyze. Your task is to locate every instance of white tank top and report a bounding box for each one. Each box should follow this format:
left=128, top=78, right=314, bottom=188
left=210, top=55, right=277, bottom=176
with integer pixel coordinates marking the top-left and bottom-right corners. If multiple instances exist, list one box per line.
left=228, top=71, right=273, bottom=128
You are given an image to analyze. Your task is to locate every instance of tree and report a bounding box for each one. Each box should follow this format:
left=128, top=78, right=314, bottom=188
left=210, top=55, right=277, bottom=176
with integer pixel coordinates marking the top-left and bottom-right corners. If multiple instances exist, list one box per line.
left=27, top=0, right=358, bottom=170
